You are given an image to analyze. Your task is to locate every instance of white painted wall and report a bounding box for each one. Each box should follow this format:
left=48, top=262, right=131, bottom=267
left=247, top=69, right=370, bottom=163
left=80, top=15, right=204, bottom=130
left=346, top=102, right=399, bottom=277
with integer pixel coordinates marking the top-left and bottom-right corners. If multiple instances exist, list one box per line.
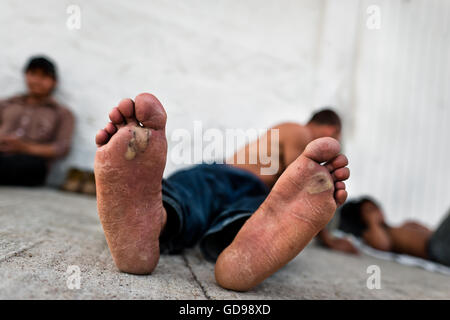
left=0, top=0, right=449, bottom=227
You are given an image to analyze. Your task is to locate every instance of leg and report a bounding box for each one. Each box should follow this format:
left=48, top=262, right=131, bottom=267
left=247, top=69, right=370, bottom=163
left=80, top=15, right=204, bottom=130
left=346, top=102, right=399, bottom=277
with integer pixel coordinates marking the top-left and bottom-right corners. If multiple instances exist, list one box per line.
left=0, top=153, right=47, bottom=186
left=95, top=94, right=168, bottom=274
left=215, top=137, right=349, bottom=291
left=199, top=195, right=268, bottom=262
left=94, top=94, right=259, bottom=273
left=160, top=163, right=269, bottom=257
left=427, top=210, right=450, bottom=266
left=158, top=164, right=233, bottom=254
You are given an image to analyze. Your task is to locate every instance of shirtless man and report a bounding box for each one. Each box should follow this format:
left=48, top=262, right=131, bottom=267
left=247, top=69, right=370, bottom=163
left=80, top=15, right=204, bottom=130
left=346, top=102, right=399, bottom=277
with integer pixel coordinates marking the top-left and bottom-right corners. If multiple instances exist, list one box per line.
left=94, top=93, right=350, bottom=291
left=229, top=117, right=358, bottom=255
left=339, top=198, right=450, bottom=266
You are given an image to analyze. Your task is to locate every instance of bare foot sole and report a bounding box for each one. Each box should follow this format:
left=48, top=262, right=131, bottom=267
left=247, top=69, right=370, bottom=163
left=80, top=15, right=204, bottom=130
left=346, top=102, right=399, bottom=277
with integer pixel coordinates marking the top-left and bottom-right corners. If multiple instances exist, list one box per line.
left=215, top=137, right=350, bottom=291
left=94, top=93, right=168, bottom=274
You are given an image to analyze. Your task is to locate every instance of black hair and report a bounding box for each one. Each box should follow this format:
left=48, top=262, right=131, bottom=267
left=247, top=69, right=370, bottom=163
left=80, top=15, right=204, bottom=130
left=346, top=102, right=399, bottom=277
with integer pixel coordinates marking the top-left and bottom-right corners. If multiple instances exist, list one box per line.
left=24, top=56, right=57, bottom=80
left=337, top=196, right=380, bottom=237
left=308, top=108, right=341, bottom=131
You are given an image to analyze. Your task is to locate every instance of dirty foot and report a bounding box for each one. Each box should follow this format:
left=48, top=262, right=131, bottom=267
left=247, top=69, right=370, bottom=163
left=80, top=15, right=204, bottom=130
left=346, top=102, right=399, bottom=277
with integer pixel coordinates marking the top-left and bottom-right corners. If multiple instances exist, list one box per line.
left=215, top=137, right=349, bottom=291
left=94, top=93, right=167, bottom=274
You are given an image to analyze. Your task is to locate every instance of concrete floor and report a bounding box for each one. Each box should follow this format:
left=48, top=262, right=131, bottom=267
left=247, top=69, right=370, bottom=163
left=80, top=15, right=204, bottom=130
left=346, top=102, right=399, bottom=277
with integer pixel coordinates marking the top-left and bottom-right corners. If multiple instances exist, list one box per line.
left=0, top=187, right=449, bottom=300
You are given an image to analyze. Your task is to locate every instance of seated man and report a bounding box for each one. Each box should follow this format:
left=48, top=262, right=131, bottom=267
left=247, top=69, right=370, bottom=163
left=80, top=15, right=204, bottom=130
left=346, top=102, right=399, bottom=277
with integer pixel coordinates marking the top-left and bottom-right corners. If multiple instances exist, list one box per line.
left=94, top=93, right=350, bottom=291
left=338, top=197, right=450, bottom=266
left=0, top=56, right=75, bottom=186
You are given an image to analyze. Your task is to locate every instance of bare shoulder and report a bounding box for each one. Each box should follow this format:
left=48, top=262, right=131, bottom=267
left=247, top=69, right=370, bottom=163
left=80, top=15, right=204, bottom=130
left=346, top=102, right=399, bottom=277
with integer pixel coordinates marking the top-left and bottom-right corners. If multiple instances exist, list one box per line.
left=270, top=122, right=310, bottom=144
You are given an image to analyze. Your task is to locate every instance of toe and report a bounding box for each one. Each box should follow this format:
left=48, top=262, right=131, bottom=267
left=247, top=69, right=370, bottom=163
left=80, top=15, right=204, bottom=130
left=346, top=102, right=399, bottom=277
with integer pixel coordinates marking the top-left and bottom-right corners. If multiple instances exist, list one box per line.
left=335, top=181, right=346, bottom=190
left=105, top=122, right=117, bottom=135
left=118, top=98, right=137, bottom=124
left=303, top=137, right=341, bottom=163
left=134, top=93, right=167, bottom=129
left=325, top=154, right=348, bottom=172
left=96, top=129, right=109, bottom=146
left=332, top=167, right=350, bottom=182
left=335, top=189, right=348, bottom=207
left=109, top=107, right=124, bottom=125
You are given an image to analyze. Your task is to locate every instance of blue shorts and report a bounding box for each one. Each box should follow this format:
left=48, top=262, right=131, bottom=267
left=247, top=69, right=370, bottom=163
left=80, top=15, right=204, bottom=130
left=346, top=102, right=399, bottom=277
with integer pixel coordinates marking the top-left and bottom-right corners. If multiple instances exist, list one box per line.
left=160, top=163, right=269, bottom=262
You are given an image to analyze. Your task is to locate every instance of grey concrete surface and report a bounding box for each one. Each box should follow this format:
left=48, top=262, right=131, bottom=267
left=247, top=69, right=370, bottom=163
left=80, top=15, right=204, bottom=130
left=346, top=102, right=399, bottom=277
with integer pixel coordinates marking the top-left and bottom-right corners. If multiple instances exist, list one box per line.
left=0, top=187, right=449, bottom=300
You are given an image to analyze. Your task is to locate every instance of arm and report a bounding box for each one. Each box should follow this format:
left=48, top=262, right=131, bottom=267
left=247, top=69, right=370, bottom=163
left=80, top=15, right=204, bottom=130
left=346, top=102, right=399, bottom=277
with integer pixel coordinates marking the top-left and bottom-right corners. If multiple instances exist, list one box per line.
left=0, top=98, right=10, bottom=126
left=49, top=108, right=75, bottom=159
left=317, top=229, right=359, bottom=254
left=0, top=107, right=75, bottom=159
left=0, top=137, right=61, bottom=158
left=23, top=142, right=61, bottom=158
left=0, top=96, right=24, bottom=127
left=317, top=229, right=334, bottom=246
left=362, top=223, right=392, bottom=252
left=279, top=124, right=310, bottom=167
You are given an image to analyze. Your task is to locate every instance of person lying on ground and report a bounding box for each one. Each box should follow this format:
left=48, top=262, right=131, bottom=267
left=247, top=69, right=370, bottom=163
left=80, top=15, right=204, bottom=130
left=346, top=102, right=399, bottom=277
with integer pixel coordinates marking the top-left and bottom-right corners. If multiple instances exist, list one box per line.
left=338, top=197, right=450, bottom=266
left=0, top=56, right=75, bottom=186
left=94, top=93, right=350, bottom=291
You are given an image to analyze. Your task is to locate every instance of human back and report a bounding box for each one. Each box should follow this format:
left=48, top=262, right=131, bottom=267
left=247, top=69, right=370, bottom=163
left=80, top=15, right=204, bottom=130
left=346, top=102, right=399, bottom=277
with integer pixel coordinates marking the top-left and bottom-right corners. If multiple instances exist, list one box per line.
left=228, top=109, right=342, bottom=188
